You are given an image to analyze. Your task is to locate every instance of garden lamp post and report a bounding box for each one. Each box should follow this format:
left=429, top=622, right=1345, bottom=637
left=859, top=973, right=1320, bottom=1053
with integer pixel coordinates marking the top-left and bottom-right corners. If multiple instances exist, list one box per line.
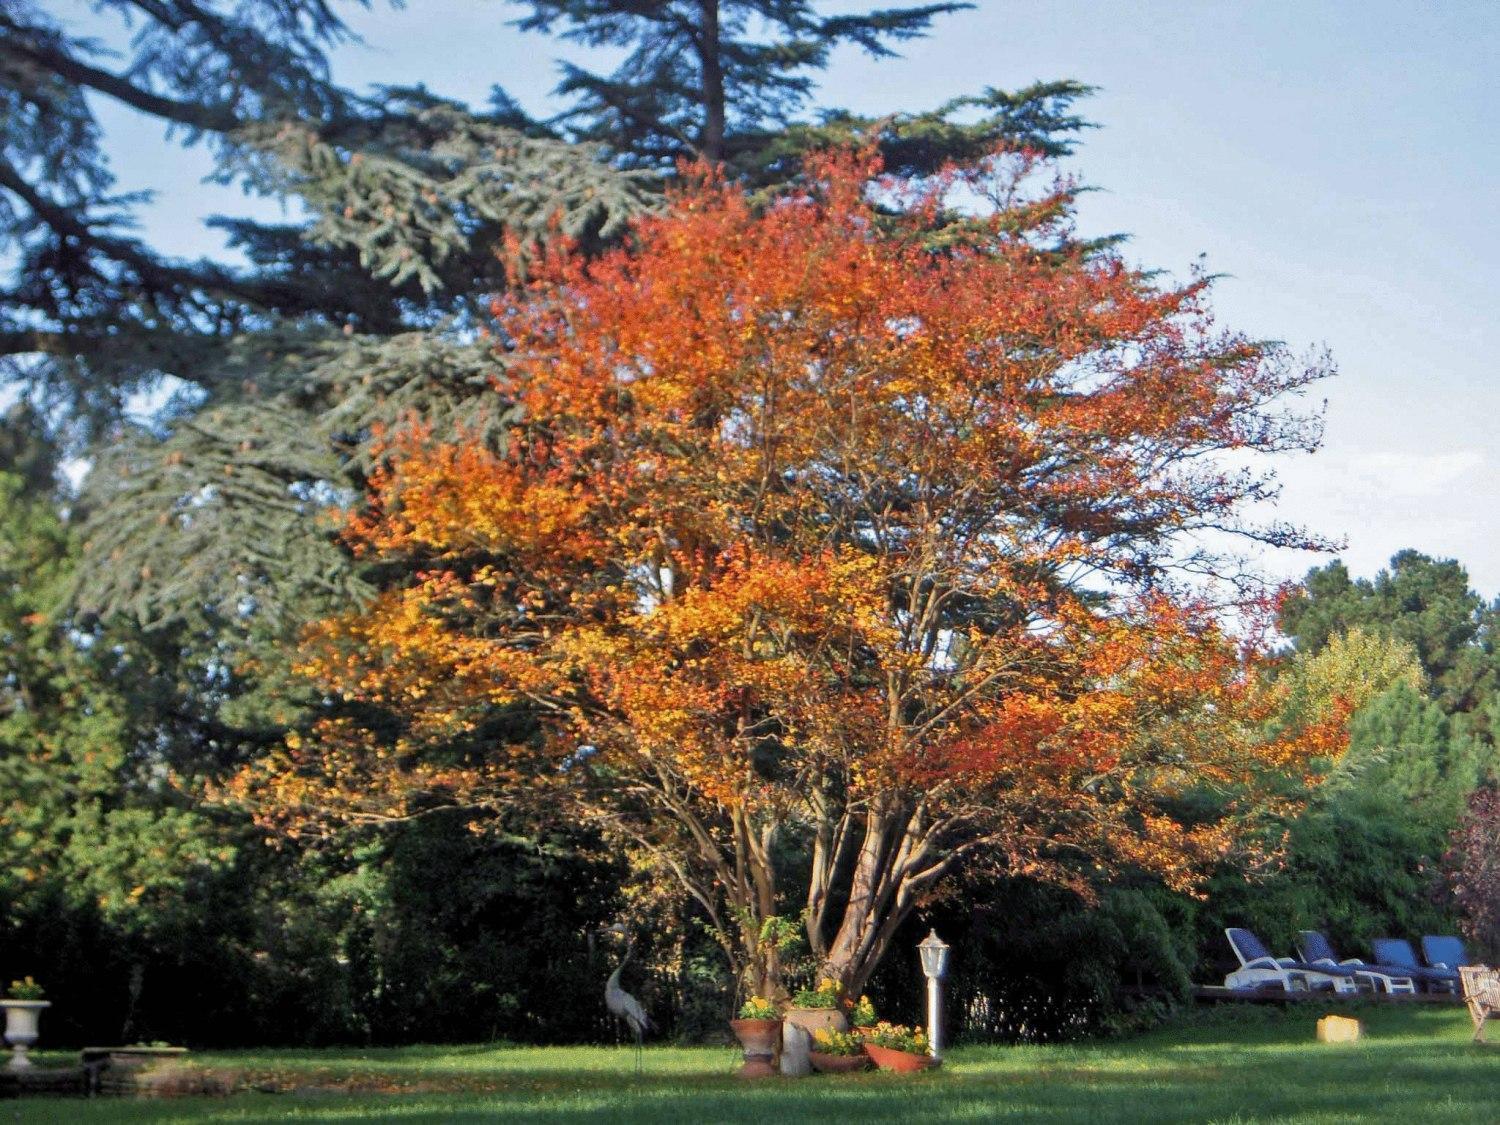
left=917, top=929, right=950, bottom=1060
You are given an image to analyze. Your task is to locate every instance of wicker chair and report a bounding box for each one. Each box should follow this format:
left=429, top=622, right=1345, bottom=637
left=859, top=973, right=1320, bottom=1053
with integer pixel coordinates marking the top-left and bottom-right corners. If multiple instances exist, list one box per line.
left=1458, top=965, right=1500, bottom=1043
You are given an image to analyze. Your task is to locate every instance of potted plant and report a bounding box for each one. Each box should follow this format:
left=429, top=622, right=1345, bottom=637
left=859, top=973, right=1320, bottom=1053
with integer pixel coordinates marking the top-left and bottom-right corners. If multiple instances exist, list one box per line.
left=729, top=996, right=781, bottom=1079
left=863, top=1021, right=936, bottom=1072
left=785, top=977, right=849, bottom=1036
left=809, top=1027, right=870, bottom=1073
left=849, top=993, right=878, bottom=1037
left=2, top=977, right=51, bottom=1071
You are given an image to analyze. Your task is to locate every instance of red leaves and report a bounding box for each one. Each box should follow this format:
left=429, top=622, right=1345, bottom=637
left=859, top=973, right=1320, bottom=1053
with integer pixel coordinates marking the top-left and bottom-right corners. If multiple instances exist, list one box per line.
left=243, top=144, right=1336, bottom=895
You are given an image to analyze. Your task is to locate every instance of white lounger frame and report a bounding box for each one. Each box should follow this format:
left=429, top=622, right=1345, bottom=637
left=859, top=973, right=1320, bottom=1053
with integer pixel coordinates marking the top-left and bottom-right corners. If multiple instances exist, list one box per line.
left=1223, top=928, right=1358, bottom=994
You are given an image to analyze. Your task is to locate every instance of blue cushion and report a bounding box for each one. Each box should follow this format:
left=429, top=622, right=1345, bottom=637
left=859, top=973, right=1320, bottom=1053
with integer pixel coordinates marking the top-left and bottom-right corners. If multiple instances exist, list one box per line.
left=1227, top=928, right=1273, bottom=963
left=1298, top=930, right=1337, bottom=962
left=1371, top=937, right=1458, bottom=983
left=1421, top=935, right=1467, bottom=969
left=1371, top=938, right=1421, bottom=969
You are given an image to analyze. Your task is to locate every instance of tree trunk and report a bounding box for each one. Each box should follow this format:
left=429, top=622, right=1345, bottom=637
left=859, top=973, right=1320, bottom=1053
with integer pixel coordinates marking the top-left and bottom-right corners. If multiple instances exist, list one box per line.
left=814, top=801, right=942, bottom=999
left=697, top=0, right=726, bottom=163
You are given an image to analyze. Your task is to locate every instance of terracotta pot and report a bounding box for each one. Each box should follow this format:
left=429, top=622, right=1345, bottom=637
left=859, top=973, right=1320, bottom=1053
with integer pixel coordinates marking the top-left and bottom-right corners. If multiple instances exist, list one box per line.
left=809, top=1050, right=870, bottom=1074
left=784, top=1007, right=848, bottom=1036
left=729, top=1018, right=781, bottom=1079
left=738, top=1055, right=777, bottom=1079
left=864, top=1042, right=937, bottom=1073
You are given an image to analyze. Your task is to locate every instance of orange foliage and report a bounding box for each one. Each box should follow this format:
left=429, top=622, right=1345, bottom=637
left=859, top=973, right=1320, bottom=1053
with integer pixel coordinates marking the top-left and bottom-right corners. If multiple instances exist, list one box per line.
left=228, top=148, right=1337, bottom=991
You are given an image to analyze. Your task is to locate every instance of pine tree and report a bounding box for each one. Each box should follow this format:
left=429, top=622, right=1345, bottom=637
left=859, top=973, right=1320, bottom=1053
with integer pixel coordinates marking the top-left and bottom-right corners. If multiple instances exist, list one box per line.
left=5, top=0, right=1090, bottom=742
left=1280, top=551, right=1500, bottom=715
left=0, top=3, right=648, bottom=424
left=507, top=1, right=1088, bottom=178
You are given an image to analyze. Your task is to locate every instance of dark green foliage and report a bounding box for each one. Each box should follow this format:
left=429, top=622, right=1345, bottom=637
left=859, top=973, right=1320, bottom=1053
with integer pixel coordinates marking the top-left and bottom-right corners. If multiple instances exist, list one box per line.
left=230, top=92, right=654, bottom=298
left=511, top=1, right=971, bottom=167
left=1280, top=551, right=1500, bottom=716
left=0, top=0, right=355, bottom=421
left=0, top=413, right=250, bottom=1044
left=865, top=883, right=1195, bottom=1043
left=753, top=81, right=1095, bottom=184
left=0, top=412, right=611, bottom=1050
left=509, top=2, right=1091, bottom=187
left=0, top=1, right=650, bottom=432
left=343, top=817, right=628, bottom=1045
left=1202, top=680, right=1495, bottom=973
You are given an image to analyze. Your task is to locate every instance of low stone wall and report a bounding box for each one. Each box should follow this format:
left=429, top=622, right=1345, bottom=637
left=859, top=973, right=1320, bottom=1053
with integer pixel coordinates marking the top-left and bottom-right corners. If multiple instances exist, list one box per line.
left=2, top=1046, right=232, bottom=1100
left=0, top=1066, right=88, bottom=1097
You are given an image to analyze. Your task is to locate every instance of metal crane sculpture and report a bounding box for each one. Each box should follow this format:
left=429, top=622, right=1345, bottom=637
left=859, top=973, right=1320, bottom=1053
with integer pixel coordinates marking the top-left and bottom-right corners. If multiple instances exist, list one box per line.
left=600, top=922, right=650, bottom=1073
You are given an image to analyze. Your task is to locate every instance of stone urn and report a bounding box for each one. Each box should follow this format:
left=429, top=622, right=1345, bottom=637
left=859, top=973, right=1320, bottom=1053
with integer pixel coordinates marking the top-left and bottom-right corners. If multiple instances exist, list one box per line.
left=2, top=1000, right=51, bottom=1070
left=729, top=1018, right=781, bottom=1079
left=864, top=1042, right=938, bottom=1073
left=784, top=1007, right=848, bottom=1037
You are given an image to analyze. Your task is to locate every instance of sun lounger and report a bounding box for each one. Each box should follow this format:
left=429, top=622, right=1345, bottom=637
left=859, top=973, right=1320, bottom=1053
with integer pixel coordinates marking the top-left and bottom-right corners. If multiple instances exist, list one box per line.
left=1224, top=928, right=1358, bottom=994
left=1370, top=937, right=1459, bottom=994
left=1420, top=935, right=1470, bottom=972
left=1295, top=930, right=1416, bottom=994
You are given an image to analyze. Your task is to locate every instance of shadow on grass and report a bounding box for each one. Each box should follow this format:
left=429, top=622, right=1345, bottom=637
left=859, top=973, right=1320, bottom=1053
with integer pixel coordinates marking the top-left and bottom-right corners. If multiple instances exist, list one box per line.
left=10, top=1006, right=1499, bottom=1123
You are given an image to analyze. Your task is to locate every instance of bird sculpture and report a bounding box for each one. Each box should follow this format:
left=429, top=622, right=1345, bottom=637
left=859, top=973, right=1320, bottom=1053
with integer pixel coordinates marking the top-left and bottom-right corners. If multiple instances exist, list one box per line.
left=600, top=922, right=650, bottom=1073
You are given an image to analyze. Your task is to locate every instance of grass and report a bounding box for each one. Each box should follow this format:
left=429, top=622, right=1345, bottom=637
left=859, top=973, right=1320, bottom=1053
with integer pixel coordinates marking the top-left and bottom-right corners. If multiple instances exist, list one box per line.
left=8, top=1003, right=1498, bottom=1122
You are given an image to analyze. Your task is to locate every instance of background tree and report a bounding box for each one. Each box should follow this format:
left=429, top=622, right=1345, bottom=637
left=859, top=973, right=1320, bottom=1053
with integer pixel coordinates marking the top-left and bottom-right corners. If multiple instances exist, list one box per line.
left=1203, top=587, right=1500, bottom=975
left=232, top=148, right=1336, bottom=1000
left=507, top=1, right=1088, bottom=176
left=1448, top=786, right=1500, bottom=961
left=1280, top=551, right=1500, bottom=717
left=0, top=422, right=626, bottom=1045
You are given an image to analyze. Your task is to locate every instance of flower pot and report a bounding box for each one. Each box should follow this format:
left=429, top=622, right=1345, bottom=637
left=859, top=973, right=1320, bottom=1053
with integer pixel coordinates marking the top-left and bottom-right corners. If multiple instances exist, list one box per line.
left=864, top=1042, right=937, bottom=1073
left=729, top=1018, right=781, bottom=1079
left=784, top=1007, right=848, bottom=1036
left=809, top=1050, right=870, bottom=1073
left=1, top=1000, right=51, bottom=1071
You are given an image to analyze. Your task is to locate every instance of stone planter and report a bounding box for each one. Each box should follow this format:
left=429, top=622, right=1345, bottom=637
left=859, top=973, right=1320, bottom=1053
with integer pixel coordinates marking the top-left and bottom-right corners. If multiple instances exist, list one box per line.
left=864, top=1042, right=937, bottom=1073
left=1, top=1000, right=51, bottom=1070
left=784, top=1007, right=848, bottom=1036
left=809, top=1050, right=870, bottom=1074
left=729, top=1018, right=781, bottom=1079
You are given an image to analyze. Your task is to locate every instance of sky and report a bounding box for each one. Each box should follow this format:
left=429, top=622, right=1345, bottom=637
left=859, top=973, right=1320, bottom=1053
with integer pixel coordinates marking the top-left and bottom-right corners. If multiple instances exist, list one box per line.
left=51, top=0, right=1500, bottom=597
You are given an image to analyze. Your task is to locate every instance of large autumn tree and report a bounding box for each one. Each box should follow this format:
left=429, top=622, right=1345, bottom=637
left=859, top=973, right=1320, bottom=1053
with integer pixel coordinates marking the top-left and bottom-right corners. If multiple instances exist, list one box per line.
left=233, top=149, right=1337, bottom=999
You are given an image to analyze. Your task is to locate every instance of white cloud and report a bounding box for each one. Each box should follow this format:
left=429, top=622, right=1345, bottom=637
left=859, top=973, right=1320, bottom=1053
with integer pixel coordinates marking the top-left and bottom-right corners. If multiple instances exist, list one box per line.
left=1338, top=449, right=1487, bottom=499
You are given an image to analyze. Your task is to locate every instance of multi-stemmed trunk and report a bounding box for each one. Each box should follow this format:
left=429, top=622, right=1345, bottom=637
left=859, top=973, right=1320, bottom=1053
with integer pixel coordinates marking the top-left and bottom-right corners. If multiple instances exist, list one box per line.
left=807, top=796, right=953, bottom=999
left=695, top=787, right=954, bottom=1003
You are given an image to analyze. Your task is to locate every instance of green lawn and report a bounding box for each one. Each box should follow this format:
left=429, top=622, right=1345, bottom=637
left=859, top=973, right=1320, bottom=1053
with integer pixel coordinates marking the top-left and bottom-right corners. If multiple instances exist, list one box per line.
left=9, top=1004, right=1498, bottom=1122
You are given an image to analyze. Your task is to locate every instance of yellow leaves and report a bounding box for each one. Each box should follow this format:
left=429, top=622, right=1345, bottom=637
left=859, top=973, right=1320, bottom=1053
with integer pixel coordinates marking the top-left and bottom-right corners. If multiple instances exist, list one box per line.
left=230, top=147, right=1331, bottom=906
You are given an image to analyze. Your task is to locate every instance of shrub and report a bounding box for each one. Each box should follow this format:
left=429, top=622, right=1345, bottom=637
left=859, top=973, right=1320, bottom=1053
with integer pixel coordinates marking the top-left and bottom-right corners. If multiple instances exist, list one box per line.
left=1448, top=786, right=1500, bottom=960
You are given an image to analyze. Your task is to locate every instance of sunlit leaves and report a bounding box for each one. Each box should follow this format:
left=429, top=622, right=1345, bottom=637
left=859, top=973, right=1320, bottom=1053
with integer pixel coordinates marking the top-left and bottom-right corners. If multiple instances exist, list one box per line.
left=236, top=146, right=1339, bottom=958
